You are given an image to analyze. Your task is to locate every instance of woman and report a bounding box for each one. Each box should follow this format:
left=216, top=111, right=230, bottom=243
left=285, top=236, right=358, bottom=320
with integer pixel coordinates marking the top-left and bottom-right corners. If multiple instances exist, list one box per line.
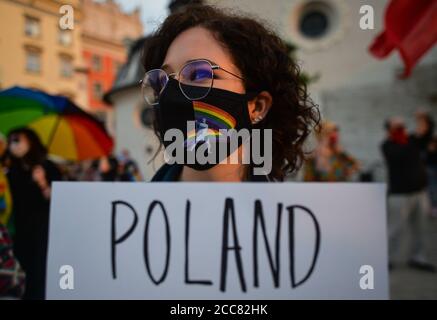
left=141, top=5, right=319, bottom=182
left=304, top=121, right=359, bottom=182
left=2, top=128, right=62, bottom=299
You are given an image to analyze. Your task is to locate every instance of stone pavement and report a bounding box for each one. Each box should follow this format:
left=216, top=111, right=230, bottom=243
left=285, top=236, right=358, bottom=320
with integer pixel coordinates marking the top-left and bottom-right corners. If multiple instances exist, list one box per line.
left=389, top=215, right=437, bottom=300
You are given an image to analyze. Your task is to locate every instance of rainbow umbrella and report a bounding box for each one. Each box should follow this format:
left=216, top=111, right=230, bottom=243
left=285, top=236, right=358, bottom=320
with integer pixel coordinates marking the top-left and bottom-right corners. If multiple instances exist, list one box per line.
left=0, top=86, right=113, bottom=161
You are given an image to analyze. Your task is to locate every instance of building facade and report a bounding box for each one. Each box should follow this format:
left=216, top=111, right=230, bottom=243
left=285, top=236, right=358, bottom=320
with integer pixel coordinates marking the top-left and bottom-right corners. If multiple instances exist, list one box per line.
left=207, top=0, right=437, bottom=180
left=0, top=0, right=87, bottom=106
left=81, top=0, right=143, bottom=123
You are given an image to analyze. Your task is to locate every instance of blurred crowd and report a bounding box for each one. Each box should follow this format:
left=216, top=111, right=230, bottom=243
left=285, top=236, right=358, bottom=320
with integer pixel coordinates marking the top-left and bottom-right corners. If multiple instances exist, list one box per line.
left=0, top=127, right=141, bottom=299
left=303, top=120, right=360, bottom=182
left=304, top=110, right=437, bottom=274
left=1, top=110, right=437, bottom=299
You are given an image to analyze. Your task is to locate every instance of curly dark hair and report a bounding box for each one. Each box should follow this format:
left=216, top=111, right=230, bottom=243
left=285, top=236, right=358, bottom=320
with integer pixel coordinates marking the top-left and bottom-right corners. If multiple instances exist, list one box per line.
left=142, top=5, right=320, bottom=181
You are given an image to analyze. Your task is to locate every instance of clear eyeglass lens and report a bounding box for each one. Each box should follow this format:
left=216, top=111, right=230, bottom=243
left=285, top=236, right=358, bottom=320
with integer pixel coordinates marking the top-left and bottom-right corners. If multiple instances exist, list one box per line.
left=179, top=60, right=213, bottom=100
left=141, top=69, right=168, bottom=105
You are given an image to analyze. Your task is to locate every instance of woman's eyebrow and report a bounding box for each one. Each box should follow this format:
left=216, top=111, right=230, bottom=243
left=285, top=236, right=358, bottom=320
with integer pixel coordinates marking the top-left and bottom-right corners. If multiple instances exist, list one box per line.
left=161, top=59, right=219, bottom=72
left=160, top=63, right=173, bottom=73
left=186, top=58, right=218, bottom=65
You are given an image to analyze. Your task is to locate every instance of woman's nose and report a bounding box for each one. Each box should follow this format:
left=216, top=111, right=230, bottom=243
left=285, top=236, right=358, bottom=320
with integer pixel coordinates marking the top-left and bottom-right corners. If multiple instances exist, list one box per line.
left=168, top=72, right=178, bottom=80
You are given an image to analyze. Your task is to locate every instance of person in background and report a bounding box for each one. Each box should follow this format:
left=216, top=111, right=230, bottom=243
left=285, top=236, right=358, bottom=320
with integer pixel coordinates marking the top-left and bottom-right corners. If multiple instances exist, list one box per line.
left=410, top=110, right=434, bottom=154
left=99, top=155, right=119, bottom=181
left=79, top=160, right=100, bottom=181
left=382, top=117, right=435, bottom=272
left=1, top=127, right=62, bottom=299
left=304, top=120, right=359, bottom=182
left=57, top=161, right=81, bottom=182
left=414, top=110, right=437, bottom=218
left=0, top=222, right=25, bottom=298
left=0, top=137, right=13, bottom=234
left=426, top=135, right=437, bottom=217
left=0, top=167, right=13, bottom=234
left=117, top=149, right=142, bottom=182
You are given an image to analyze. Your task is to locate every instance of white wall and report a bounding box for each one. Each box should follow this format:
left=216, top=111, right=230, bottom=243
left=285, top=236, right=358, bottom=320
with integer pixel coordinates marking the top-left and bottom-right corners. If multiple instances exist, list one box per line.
left=110, top=87, right=164, bottom=181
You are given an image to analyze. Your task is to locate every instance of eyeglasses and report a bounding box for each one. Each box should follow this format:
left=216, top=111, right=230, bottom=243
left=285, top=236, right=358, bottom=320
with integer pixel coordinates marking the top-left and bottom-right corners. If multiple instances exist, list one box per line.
left=140, top=59, right=244, bottom=106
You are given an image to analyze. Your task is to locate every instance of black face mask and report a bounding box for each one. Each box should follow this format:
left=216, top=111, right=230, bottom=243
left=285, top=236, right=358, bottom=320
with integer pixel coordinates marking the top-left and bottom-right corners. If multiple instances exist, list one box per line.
left=155, top=78, right=256, bottom=170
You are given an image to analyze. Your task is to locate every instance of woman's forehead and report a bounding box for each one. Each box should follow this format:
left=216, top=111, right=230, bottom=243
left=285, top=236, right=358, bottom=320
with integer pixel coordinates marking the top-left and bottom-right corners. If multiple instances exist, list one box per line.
left=162, top=27, right=233, bottom=72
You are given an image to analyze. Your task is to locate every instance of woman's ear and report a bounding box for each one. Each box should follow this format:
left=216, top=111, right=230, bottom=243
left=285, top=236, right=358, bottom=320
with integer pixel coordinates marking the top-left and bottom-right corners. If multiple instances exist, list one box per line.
left=248, top=91, right=272, bottom=124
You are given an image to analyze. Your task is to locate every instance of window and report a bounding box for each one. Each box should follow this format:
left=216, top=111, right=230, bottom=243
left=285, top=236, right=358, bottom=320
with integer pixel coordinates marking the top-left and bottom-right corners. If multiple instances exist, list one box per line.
left=286, top=0, right=346, bottom=51
left=93, top=82, right=103, bottom=99
left=298, top=1, right=336, bottom=40
left=59, top=30, right=72, bottom=46
left=26, top=50, right=41, bottom=73
left=92, top=55, right=102, bottom=71
left=25, top=16, right=41, bottom=37
left=60, top=55, right=73, bottom=78
left=300, top=10, right=329, bottom=38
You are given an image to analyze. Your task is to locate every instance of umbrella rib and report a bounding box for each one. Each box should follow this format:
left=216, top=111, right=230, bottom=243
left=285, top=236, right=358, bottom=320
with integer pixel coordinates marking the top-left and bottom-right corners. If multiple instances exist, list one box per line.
left=47, top=114, right=61, bottom=151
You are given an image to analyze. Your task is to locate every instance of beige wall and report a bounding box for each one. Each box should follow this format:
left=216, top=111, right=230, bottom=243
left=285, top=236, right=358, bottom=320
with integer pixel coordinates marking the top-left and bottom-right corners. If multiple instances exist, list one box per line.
left=0, top=0, right=87, bottom=106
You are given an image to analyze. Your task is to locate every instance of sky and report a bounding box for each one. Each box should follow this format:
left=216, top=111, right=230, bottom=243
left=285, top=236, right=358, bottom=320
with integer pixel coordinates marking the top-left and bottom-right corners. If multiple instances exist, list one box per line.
left=115, top=0, right=170, bottom=35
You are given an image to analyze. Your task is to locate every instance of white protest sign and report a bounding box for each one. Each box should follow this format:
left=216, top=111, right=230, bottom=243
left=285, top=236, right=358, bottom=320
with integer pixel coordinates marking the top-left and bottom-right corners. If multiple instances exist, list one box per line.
left=47, top=182, right=388, bottom=299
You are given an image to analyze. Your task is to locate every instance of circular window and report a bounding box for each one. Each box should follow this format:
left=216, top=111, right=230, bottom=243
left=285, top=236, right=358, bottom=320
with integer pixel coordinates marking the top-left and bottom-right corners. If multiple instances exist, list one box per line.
left=299, top=10, right=329, bottom=39
left=291, top=0, right=342, bottom=44
left=284, top=0, right=348, bottom=51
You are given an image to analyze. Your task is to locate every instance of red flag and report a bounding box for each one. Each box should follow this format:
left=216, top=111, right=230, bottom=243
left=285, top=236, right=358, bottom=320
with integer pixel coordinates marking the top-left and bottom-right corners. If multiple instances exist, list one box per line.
left=369, top=0, right=437, bottom=78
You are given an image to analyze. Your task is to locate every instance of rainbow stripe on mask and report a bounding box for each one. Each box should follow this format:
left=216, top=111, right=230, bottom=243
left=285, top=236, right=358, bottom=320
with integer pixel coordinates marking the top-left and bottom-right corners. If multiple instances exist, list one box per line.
left=193, top=101, right=236, bottom=130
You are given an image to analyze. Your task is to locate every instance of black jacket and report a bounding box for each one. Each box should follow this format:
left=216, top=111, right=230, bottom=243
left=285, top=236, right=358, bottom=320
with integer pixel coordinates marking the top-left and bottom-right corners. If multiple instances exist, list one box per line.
left=151, top=164, right=271, bottom=182
left=381, top=135, right=428, bottom=194
left=7, top=159, right=62, bottom=299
